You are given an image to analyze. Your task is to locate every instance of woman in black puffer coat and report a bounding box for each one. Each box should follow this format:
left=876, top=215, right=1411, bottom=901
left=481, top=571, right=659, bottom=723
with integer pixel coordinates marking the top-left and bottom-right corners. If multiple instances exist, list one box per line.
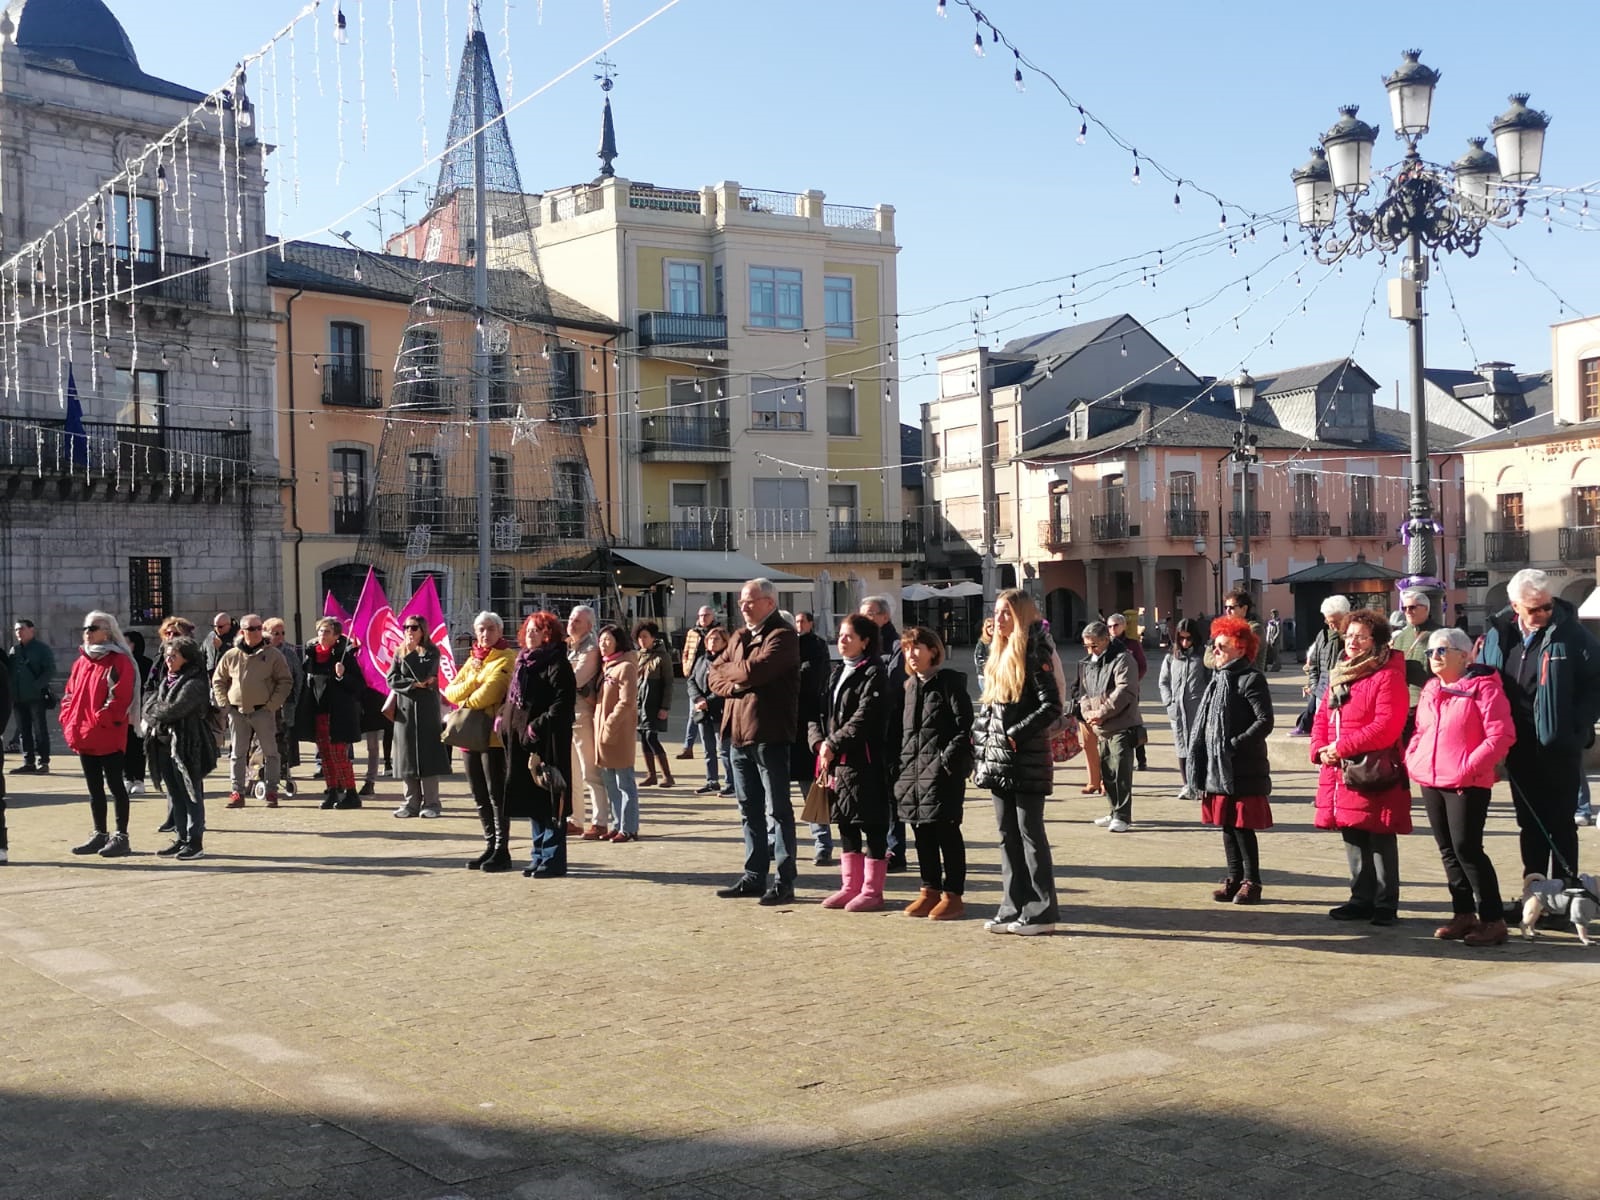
left=502, top=611, right=577, bottom=878
left=973, top=589, right=1062, bottom=934
left=895, top=626, right=974, bottom=921
left=1185, top=615, right=1275, bottom=905
left=811, top=614, right=892, bottom=913
left=295, top=619, right=365, bottom=809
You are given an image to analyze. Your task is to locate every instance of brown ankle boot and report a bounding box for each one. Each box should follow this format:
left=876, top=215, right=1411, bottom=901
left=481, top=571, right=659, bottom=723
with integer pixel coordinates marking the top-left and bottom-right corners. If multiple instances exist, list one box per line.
left=927, top=892, right=965, bottom=920
left=904, top=887, right=939, bottom=918
left=1463, top=918, right=1507, bottom=946
left=1433, top=913, right=1479, bottom=940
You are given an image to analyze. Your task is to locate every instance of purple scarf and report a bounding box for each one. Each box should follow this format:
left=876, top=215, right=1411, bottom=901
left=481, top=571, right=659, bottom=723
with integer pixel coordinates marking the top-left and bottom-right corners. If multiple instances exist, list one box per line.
left=508, top=640, right=565, bottom=712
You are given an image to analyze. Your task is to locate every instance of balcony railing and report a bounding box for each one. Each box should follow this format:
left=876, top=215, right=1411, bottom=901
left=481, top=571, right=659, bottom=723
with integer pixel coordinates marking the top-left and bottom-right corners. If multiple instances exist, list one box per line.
left=637, top=311, right=728, bottom=351
left=1166, top=508, right=1207, bottom=538
left=749, top=509, right=813, bottom=536
left=637, top=412, right=731, bottom=456
left=89, top=247, right=212, bottom=306
left=739, top=189, right=803, bottom=216
left=1038, top=518, right=1070, bottom=550
left=627, top=185, right=701, bottom=213
left=1290, top=509, right=1330, bottom=538
left=1348, top=510, right=1388, bottom=538
left=828, top=521, right=921, bottom=556
left=1228, top=510, right=1271, bottom=538
left=642, top=520, right=734, bottom=552
left=387, top=377, right=520, bottom=417
left=322, top=364, right=384, bottom=409
left=549, top=388, right=596, bottom=424
left=822, top=203, right=876, bottom=230
left=1559, top=525, right=1600, bottom=563
left=1090, top=511, right=1129, bottom=542
left=0, top=416, right=249, bottom=492
left=371, top=496, right=590, bottom=548
left=1485, top=530, right=1529, bottom=565
left=332, top=498, right=367, bottom=536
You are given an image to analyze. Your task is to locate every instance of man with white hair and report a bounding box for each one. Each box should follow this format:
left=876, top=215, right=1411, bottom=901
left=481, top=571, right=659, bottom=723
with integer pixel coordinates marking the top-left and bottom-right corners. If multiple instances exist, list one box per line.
left=1479, top=568, right=1600, bottom=886
left=709, top=579, right=801, bottom=905
left=1390, top=588, right=1440, bottom=740
left=676, top=605, right=718, bottom=761
left=1290, top=595, right=1351, bottom=737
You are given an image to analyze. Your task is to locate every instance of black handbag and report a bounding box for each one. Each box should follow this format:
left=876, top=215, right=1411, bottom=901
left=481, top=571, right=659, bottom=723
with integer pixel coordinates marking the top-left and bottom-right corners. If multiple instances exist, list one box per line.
left=41, top=684, right=57, bottom=710
left=441, top=707, right=493, bottom=752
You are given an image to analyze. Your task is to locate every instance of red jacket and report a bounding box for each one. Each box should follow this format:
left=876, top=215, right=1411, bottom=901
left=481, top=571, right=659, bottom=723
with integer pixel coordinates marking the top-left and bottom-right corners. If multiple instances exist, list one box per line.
left=59, top=647, right=138, bottom=757
left=1311, top=652, right=1412, bottom=834
left=1403, top=666, right=1515, bottom=792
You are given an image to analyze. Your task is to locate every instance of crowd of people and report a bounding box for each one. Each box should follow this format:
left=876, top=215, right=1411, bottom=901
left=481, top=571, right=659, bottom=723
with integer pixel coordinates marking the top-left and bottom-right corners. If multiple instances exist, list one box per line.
left=1, top=567, right=1595, bottom=946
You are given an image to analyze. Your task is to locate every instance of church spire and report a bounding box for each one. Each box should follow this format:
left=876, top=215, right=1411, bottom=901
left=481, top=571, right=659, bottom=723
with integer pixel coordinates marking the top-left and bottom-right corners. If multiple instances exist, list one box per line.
left=595, top=57, right=619, bottom=179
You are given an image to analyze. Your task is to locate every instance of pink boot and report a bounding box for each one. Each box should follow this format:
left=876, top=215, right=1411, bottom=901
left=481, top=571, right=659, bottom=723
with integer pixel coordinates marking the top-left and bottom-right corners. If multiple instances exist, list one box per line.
left=821, top=852, right=864, bottom=909
left=845, top=856, right=887, bottom=912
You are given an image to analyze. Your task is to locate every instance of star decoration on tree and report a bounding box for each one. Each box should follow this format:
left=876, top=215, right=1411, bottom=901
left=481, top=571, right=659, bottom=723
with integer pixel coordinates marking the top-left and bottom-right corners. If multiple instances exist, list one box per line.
left=509, top=403, right=543, bottom=447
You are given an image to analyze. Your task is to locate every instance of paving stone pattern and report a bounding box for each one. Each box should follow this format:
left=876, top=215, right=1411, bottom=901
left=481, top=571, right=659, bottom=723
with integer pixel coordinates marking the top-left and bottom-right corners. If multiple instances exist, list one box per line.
left=1, top=662, right=1595, bottom=1198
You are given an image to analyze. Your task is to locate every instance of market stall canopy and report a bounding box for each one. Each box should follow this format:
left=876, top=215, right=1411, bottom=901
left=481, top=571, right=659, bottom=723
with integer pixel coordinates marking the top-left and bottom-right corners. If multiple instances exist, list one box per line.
left=1271, top=553, right=1405, bottom=585
left=604, top=548, right=809, bottom=590
left=900, top=583, right=943, bottom=601
left=936, top=580, right=985, bottom=598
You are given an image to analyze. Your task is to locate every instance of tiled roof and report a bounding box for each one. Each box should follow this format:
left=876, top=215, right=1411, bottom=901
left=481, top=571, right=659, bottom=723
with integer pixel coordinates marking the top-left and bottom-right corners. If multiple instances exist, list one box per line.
left=1250, top=358, right=1380, bottom=396
left=266, top=240, right=624, bottom=333
left=10, top=0, right=204, bottom=102
left=1459, top=409, right=1600, bottom=451
left=1002, top=314, right=1130, bottom=364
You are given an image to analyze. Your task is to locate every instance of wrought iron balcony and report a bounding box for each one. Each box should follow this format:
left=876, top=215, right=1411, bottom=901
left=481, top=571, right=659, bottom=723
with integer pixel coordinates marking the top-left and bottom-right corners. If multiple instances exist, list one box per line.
left=637, top=411, right=731, bottom=458
left=1038, top=518, right=1071, bottom=550
left=1228, top=510, right=1271, bottom=538
left=1559, top=525, right=1600, bottom=563
left=637, top=311, right=728, bottom=351
left=0, top=416, right=249, bottom=497
left=642, top=520, right=734, bottom=552
left=828, top=521, right=921, bottom=557
left=332, top=497, right=368, bottom=536
left=1484, top=530, right=1529, bottom=564
left=371, top=496, right=590, bottom=548
left=86, top=247, right=212, bottom=306
left=1348, top=510, right=1388, bottom=538
left=321, top=364, right=384, bottom=409
left=1090, top=512, right=1129, bottom=542
left=1166, top=508, right=1207, bottom=538
left=1290, top=509, right=1330, bottom=537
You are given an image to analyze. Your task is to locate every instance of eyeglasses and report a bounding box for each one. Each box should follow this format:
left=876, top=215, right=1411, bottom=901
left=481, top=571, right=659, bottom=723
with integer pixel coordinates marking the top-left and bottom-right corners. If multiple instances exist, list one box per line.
left=242, top=625, right=263, bottom=632
left=1213, top=640, right=1232, bottom=650
left=1523, top=603, right=1554, bottom=615
left=82, top=625, right=101, bottom=633
left=1402, top=604, right=1426, bottom=612
left=1221, top=604, right=1240, bottom=611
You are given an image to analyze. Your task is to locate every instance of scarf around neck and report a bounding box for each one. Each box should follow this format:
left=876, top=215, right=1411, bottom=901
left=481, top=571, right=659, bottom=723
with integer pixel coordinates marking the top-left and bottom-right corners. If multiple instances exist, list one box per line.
left=1328, top=645, right=1390, bottom=709
left=471, top=637, right=509, bottom=662
left=509, top=641, right=564, bottom=711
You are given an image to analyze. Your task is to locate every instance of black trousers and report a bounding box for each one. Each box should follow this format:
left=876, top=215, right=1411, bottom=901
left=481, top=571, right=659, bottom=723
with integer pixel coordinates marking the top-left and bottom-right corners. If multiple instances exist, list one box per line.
left=1222, top=827, right=1261, bottom=884
left=912, top=821, right=966, bottom=894
left=837, top=821, right=888, bottom=859
left=1505, top=741, right=1582, bottom=883
left=82, top=751, right=130, bottom=834
left=1421, top=785, right=1502, bottom=922
left=465, top=747, right=508, bottom=843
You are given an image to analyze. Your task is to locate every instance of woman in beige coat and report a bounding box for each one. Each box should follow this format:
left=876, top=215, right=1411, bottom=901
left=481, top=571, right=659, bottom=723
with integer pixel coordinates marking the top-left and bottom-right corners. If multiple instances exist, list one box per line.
left=594, top=624, right=641, bottom=842
left=567, top=606, right=606, bottom=839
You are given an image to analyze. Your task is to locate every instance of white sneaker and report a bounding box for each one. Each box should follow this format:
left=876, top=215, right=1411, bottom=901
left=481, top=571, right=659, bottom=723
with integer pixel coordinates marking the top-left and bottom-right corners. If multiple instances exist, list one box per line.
left=1092, top=814, right=1114, bottom=827
left=1009, top=922, right=1056, bottom=936
left=1107, top=818, right=1132, bottom=833
left=0, top=848, right=8, bottom=864
left=1576, top=813, right=1594, bottom=827
left=984, top=917, right=1016, bottom=933
left=127, top=780, right=146, bottom=796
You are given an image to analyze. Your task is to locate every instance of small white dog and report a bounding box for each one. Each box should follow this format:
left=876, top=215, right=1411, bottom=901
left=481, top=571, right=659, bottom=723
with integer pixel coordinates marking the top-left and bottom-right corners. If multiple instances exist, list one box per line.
left=1520, top=873, right=1600, bottom=945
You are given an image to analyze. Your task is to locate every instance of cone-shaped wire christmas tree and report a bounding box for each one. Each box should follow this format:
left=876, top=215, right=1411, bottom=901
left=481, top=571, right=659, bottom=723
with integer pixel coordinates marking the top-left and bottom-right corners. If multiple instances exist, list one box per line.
left=358, top=22, right=609, bottom=630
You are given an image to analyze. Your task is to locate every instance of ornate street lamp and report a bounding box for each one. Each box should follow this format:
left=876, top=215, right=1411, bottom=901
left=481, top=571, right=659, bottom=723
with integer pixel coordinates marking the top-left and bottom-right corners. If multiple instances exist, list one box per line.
left=1291, top=51, right=1550, bottom=613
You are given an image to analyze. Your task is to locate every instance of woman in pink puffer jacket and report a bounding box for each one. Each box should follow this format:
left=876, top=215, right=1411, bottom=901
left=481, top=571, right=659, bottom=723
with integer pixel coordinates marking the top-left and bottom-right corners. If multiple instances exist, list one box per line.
left=1404, top=626, right=1516, bottom=946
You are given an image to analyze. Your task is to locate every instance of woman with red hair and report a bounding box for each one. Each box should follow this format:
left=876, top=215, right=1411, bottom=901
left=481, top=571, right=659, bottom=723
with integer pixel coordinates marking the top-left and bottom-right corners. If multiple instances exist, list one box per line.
left=1184, top=616, right=1275, bottom=904
left=501, top=612, right=577, bottom=877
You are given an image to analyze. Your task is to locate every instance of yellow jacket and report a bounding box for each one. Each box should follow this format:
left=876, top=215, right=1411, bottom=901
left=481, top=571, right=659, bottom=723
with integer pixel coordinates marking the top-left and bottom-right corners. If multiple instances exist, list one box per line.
left=443, top=645, right=516, bottom=748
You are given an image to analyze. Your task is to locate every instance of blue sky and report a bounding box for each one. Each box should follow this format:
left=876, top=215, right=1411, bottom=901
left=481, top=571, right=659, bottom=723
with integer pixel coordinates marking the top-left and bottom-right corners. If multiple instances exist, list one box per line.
left=109, top=0, right=1598, bottom=421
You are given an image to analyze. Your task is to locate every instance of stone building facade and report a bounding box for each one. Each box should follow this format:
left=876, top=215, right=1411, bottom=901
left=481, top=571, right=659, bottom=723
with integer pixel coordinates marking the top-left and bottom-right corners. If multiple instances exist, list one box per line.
left=0, top=0, right=281, bottom=662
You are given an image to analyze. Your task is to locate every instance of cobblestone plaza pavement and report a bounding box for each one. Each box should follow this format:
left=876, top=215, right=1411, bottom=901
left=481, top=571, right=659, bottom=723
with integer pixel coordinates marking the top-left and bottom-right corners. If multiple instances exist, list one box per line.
left=2, top=668, right=1596, bottom=1199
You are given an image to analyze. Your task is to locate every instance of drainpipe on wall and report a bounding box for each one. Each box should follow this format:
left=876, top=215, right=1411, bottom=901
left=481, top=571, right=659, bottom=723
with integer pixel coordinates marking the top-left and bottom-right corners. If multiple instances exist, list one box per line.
left=284, top=288, right=306, bottom=642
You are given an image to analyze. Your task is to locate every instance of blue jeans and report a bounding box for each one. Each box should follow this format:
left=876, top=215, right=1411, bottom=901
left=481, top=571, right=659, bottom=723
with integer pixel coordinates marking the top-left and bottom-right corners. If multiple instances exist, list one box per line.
left=700, top=721, right=721, bottom=787
left=528, top=813, right=567, bottom=873
left=729, top=741, right=797, bottom=887
left=160, top=755, right=205, bottom=844
left=682, top=712, right=700, bottom=751
left=1577, top=774, right=1592, bottom=822
left=601, top=767, right=638, bottom=835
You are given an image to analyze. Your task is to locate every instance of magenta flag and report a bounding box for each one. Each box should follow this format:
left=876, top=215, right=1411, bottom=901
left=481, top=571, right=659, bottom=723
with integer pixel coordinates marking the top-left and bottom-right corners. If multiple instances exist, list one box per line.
left=322, top=591, right=351, bottom=624
left=348, top=568, right=402, bottom=694
left=398, top=575, right=458, bottom=689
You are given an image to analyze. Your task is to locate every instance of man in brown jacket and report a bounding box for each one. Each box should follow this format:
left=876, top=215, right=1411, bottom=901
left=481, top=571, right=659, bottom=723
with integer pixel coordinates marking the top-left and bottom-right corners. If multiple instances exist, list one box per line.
left=708, top=579, right=800, bottom=905
left=212, top=614, right=293, bottom=809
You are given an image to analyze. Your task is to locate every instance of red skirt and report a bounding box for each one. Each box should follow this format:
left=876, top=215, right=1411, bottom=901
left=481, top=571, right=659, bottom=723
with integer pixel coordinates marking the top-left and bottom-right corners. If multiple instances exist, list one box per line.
left=1201, top=794, right=1273, bottom=831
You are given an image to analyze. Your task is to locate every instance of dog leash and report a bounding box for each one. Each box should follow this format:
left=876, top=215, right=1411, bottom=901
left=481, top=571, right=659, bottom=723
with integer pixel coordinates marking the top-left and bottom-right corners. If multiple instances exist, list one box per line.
left=1505, top=771, right=1600, bottom=908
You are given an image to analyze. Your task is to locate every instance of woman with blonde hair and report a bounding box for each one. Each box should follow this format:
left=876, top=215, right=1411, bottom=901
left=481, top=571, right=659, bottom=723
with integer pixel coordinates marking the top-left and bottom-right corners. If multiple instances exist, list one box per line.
left=972, top=589, right=1062, bottom=934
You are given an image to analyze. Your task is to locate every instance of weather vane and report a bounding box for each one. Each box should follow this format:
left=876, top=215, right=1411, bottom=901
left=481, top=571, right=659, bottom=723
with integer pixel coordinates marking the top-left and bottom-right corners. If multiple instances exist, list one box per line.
left=594, top=56, right=618, bottom=92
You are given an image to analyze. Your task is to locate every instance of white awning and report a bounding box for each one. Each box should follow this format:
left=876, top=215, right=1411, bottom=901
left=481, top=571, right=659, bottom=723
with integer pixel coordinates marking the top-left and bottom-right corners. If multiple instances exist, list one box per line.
left=901, top=583, right=943, bottom=601
left=1579, top=588, right=1600, bottom=619
left=609, top=548, right=810, bottom=590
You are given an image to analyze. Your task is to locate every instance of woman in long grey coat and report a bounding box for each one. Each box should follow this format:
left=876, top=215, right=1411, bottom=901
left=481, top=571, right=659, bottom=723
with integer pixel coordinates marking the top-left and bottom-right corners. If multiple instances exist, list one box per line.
left=387, top=618, right=452, bottom=818
left=143, top=637, right=218, bottom=861
left=1158, top=617, right=1210, bottom=801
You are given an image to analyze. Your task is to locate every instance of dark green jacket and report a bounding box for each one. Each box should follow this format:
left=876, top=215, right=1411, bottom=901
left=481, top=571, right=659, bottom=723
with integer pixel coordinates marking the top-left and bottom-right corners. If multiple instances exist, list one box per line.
left=8, top=639, right=55, bottom=705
